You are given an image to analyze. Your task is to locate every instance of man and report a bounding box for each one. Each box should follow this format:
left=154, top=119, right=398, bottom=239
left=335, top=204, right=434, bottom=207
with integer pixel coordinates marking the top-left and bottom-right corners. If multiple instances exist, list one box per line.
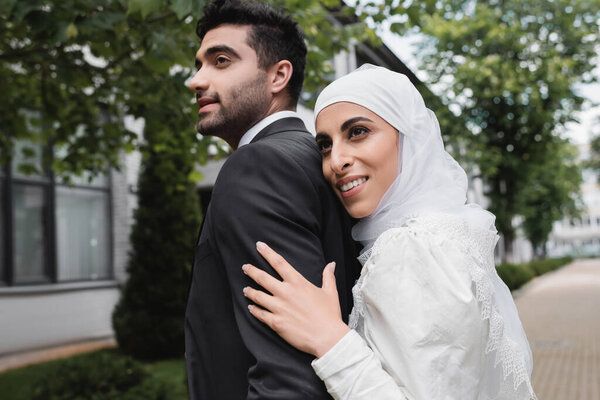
left=185, top=0, right=361, bottom=399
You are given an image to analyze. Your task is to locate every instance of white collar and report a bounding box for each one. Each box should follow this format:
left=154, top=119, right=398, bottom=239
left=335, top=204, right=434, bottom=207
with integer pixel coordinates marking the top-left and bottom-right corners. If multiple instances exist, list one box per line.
left=238, top=110, right=300, bottom=148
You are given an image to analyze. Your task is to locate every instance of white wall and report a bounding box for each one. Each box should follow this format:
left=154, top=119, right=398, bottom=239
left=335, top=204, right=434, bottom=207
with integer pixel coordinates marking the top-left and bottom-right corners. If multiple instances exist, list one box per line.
left=0, top=286, right=119, bottom=355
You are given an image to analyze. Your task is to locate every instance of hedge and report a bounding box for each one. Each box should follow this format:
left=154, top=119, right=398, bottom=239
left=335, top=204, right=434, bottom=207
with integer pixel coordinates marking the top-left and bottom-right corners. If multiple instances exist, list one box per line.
left=30, top=350, right=171, bottom=400
left=496, top=256, right=573, bottom=291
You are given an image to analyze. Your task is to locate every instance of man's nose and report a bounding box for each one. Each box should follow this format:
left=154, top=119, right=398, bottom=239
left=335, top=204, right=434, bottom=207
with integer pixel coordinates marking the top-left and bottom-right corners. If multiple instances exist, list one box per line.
left=188, top=68, right=209, bottom=92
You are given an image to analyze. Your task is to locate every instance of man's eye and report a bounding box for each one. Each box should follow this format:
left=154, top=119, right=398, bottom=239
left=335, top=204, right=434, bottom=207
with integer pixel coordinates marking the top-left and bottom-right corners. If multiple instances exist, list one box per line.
left=215, top=56, right=230, bottom=66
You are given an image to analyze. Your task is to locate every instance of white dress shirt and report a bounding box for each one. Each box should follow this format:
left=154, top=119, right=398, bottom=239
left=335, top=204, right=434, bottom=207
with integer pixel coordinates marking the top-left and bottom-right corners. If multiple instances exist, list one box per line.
left=238, top=110, right=300, bottom=148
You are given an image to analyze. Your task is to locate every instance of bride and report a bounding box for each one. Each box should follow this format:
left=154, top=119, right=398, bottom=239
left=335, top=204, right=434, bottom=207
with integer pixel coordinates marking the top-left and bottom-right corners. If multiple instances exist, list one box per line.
left=241, top=65, right=537, bottom=400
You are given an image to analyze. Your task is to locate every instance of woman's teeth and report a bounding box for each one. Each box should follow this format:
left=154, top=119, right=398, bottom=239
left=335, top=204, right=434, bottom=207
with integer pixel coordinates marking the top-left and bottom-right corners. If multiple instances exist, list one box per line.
left=340, top=178, right=367, bottom=192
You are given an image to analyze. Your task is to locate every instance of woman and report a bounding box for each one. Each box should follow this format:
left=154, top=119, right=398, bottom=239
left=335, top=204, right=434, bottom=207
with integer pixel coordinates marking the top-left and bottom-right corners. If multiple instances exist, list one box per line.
left=241, top=65, right=537, bottom=399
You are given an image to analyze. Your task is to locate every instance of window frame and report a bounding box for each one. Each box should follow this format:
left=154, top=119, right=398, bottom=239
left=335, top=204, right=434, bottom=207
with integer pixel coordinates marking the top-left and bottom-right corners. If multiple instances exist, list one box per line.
left=0, top=157, right=114, bottom=287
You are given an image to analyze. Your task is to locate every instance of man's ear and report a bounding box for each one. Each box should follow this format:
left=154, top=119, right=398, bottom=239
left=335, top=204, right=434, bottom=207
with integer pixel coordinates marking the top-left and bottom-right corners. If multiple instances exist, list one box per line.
left=269, top=60, right=293, bottom=95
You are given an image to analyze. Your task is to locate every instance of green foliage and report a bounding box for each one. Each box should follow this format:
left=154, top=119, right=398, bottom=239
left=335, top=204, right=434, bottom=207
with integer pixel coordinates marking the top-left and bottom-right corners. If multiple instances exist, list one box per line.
left=0, top=351, right=187, bottom=400
left=496, top=256, right=573, bottom=291
left=30, top=350, right=170, bottom=400
left=496, top=262, right=535, bottom=291
left=520, top=140, right=582, bottom=253
left=0, top=0, right=216, bottom=178
left=528, top=256, right=572, bottom=276
left=145, top=358, right=188, bottom=399
left=587, top=132, right=600, bottom=180
left=418, top=0, right=598, bottom=258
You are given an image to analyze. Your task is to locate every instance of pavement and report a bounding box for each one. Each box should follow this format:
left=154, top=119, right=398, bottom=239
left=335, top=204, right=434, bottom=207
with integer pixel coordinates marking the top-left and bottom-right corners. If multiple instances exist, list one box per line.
left=515, top=258, right=600, bottom=400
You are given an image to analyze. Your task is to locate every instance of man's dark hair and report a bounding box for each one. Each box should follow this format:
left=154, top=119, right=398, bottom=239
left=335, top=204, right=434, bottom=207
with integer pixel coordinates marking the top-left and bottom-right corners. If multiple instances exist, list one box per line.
left=196, top=0, right=307, bottom=105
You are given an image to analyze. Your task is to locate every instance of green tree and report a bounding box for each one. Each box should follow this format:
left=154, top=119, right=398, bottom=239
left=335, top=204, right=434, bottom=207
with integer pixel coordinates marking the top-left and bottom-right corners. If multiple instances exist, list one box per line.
left=587, top=128, right=600, bottom=180
left=417, top=0, right=599, bottom=259
left=1, top=0, right=200, bottom=177
left=520, top=139, right=582, bottom=257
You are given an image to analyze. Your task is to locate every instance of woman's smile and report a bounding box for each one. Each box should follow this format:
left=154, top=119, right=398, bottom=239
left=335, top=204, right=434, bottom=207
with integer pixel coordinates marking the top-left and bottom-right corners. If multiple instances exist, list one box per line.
left=337, top=176, right=369, bottom=198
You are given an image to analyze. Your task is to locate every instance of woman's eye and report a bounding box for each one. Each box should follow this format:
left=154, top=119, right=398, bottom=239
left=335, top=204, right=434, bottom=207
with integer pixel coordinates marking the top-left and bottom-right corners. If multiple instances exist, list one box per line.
left=317, top=140, right=332, bottom=154
left=349, top=126, right=369, bottom=138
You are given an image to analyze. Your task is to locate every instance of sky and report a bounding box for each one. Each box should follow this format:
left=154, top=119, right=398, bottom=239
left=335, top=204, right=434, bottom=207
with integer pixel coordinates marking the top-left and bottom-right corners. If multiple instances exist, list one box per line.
left=381, top=31, right=599, bottom=146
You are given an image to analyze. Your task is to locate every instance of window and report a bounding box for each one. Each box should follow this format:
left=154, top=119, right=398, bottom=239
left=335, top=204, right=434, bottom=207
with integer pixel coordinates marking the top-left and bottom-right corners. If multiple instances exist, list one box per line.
left=13, top=184, right=48, bottom=284
left=1, top=138, right=112, bottom=287
left=56, top=187, right=110, bottom=281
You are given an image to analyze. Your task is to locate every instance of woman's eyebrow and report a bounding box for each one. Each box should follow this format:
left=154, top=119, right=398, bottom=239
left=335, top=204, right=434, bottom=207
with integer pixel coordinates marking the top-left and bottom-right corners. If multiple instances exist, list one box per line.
left=315, top=133, right=329, bottom=140
left=340, top=116, right=373, bottom=132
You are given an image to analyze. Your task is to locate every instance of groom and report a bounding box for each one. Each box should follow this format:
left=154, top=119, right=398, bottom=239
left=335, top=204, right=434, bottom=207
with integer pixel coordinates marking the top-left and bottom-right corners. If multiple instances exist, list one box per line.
left=184, top=0, right=360, bottom=399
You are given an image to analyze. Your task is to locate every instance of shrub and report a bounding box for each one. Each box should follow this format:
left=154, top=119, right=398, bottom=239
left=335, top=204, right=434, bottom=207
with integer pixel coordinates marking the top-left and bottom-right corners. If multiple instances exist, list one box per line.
left=528, top=256, right=573, bottom=276
left=112, top=123, right=202, bottom=360
left=495, top=262, right=535, bottom=291
left=31, top=350, right=169, bottom=400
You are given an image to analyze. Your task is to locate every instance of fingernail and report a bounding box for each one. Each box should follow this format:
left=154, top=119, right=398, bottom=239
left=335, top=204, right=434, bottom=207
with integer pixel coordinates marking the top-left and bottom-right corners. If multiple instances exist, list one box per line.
left=329, top=262, right=336, bottom=272
left=243, top=286, right=249, bottom=295
left=242, top=264, right=249, bottom=273
left=256, top=241, right=266, bottom=251
left=248, top=304, right=255, bottom=311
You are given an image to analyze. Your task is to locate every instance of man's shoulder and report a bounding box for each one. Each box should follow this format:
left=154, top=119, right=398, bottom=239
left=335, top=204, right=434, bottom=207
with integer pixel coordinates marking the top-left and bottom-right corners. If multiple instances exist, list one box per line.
left=221, top=129, right=321, bottom=179
left=209, top=126, right=329, bottom=213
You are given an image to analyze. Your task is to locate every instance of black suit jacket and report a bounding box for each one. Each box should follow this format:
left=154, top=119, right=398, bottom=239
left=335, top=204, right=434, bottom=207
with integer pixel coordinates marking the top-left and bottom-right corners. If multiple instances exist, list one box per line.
left=185, top=117, right=361, bottom=400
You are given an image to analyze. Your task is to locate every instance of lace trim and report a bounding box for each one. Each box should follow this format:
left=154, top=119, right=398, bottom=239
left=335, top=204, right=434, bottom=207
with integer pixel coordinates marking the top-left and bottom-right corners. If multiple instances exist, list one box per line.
left=349, top=213, right=537, bottom=399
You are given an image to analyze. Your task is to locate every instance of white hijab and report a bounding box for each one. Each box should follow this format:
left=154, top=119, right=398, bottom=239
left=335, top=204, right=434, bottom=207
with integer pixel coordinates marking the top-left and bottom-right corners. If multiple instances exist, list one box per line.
left=314, top=64, right=496, bottom=251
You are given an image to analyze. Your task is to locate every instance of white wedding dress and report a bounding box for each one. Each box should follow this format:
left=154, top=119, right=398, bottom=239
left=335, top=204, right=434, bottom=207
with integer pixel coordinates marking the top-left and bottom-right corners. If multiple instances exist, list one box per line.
left=311, top=213, right=536, bottom=400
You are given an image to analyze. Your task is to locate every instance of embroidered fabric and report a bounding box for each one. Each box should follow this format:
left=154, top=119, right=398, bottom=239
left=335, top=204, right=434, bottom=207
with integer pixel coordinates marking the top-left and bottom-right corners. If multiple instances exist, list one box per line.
left=349, top=213, right=537, bottom=400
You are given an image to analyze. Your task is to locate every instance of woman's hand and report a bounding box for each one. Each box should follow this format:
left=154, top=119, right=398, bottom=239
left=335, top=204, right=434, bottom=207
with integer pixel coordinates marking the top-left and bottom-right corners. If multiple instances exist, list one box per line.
left=243, top=241, right=350, bottom=358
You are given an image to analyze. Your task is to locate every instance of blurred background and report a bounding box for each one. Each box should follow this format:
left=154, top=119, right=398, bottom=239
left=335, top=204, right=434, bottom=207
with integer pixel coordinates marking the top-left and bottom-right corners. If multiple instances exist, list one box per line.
left=0, top=0, right=598, bottom=399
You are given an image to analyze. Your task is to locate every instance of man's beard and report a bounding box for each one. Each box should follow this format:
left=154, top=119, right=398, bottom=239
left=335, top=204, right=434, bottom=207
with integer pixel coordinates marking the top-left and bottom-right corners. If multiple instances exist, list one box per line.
left=196, top=72, right=270, bottom=143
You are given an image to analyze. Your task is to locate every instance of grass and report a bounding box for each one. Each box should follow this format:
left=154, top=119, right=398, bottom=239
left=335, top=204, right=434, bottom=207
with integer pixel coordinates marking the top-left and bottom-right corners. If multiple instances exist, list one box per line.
left=0, top=349, right=188, bottom=400
left=145, top=357, right=189, bottom=400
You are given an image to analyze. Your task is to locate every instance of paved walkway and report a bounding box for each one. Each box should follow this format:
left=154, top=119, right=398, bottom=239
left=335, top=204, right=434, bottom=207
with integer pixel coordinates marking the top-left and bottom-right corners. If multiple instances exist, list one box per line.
left=515, top=258, right=600, bottom=400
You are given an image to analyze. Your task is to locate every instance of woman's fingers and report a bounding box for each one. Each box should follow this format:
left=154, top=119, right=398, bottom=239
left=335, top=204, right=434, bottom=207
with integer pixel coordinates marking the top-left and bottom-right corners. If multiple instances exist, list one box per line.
left=243, top=286, right=277, bottom=312
left=322, top=262, right=337, bottom=293
left=255, top=241, right=301, bottom=281
left=247, top=305, right=275, bottom=329
left=243, top=263, right=281, bottom=294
